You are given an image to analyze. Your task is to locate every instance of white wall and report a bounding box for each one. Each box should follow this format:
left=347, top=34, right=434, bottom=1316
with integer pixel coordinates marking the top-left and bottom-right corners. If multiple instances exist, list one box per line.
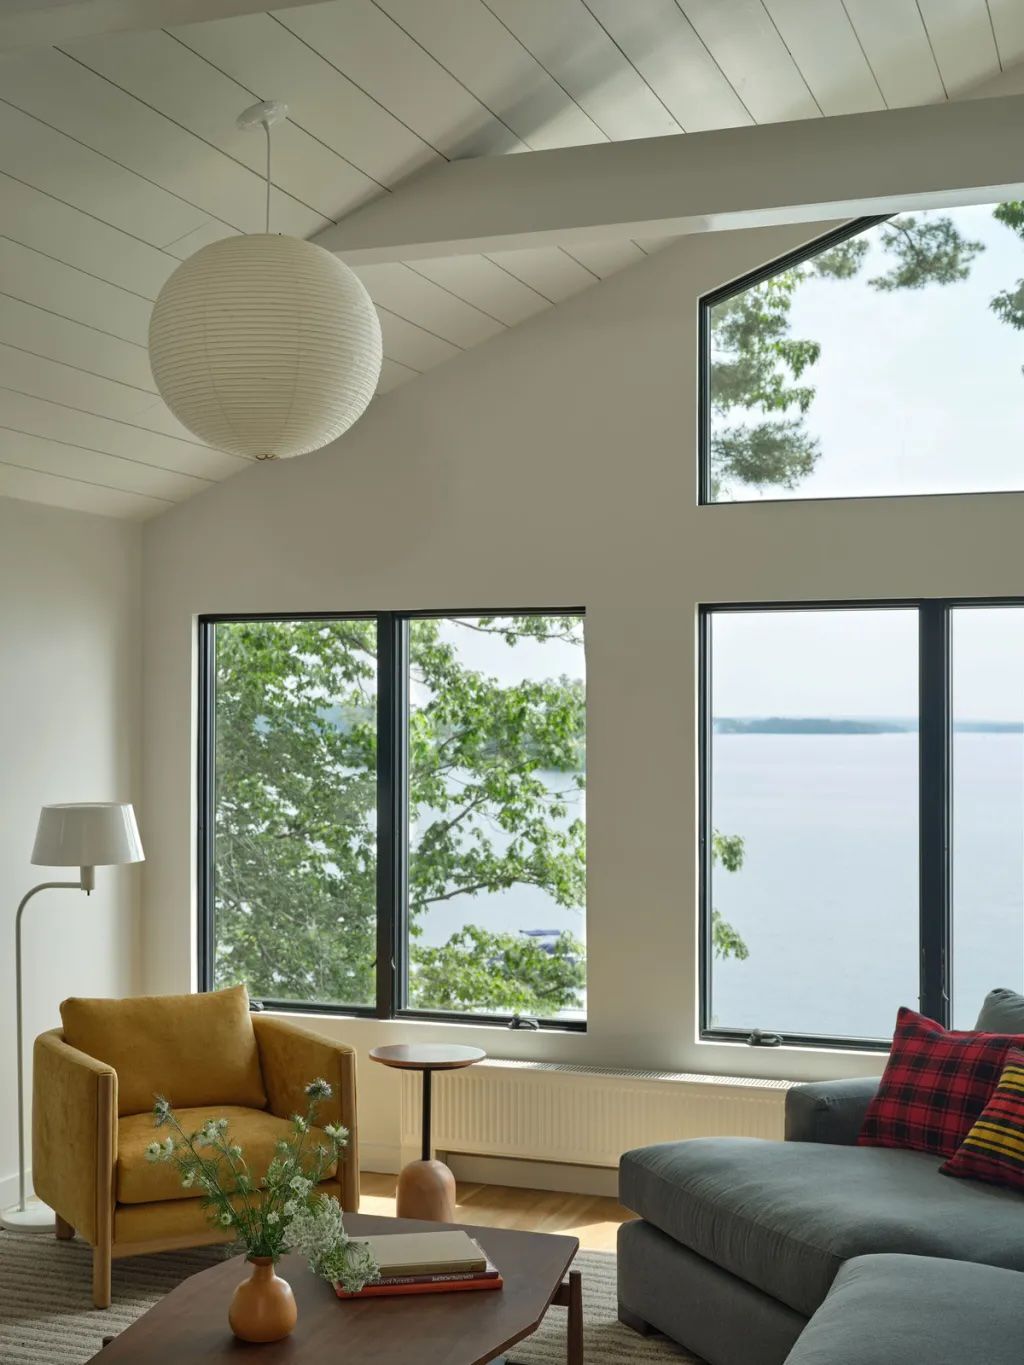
left=0, top=497, right=141, bottom=1202
left=140, top=222, right=1024, bottom=1168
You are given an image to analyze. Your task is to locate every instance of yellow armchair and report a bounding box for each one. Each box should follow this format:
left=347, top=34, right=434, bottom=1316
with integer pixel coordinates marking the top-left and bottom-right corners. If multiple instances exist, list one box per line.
left=32, top=986, right=359, bottom=1308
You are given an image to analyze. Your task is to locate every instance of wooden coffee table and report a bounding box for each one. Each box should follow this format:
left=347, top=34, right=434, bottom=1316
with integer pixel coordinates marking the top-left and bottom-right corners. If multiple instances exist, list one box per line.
left=93, top=1212, right=582, bottom=1364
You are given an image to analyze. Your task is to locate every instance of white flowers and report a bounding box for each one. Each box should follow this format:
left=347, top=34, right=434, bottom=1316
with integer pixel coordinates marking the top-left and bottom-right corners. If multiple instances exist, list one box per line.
left=220, top=1212, right=233, bottom=1226
left=145, top=1137, right=174, bottom=1163
left=304, top=1078, right=332, bottom=1101
left=267, top=1211, right=280, bottom=1225
left=323, top=1123, right=349, bottom=1144
left=284, top=1194, right=380, bottom=1294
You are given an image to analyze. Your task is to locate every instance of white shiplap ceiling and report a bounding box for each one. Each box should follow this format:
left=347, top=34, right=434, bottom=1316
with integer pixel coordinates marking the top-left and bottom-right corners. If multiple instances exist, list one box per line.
left=0, top=0, right=1020, bottom=519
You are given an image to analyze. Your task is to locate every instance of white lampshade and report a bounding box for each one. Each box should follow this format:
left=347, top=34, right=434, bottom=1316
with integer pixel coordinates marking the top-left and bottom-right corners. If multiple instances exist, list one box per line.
left=31, top=803, right=144, bottom=868
left=148, top=233, right=383, bottom=460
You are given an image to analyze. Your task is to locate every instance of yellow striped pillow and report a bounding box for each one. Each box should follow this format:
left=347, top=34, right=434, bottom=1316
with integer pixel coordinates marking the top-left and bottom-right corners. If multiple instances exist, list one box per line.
left=942, top=1048, right=1024, bottom=1191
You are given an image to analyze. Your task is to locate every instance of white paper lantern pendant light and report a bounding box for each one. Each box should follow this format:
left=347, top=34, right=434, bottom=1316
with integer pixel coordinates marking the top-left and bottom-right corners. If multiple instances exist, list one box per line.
left=149, top=100, right=382, bottom=461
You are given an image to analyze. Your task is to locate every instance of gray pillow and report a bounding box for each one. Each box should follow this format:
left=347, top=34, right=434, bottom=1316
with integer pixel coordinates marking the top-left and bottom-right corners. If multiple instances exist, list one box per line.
left=974, top=987, right=1024, bottom=1033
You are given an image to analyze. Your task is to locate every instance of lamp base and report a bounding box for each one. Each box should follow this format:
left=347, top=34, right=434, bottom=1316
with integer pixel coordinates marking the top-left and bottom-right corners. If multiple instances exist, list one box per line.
left=1, top=1198, right=55, bottom=1232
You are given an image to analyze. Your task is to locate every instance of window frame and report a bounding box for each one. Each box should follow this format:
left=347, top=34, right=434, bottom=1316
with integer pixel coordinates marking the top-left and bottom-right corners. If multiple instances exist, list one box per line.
left=197, top=608, right=587, bottom=1032
left=699, top=597, right=1024, bottom=1051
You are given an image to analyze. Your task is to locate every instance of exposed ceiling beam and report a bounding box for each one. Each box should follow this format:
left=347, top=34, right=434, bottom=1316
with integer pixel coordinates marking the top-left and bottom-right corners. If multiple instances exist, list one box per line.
left=0, top=0, right=320, bottom=50
left=314, top=94, right=1024, bottom=265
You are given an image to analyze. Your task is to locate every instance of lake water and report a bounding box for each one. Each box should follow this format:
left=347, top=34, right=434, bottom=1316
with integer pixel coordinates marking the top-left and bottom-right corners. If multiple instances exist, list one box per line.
left=712, top=732, right=1024, bottom=1038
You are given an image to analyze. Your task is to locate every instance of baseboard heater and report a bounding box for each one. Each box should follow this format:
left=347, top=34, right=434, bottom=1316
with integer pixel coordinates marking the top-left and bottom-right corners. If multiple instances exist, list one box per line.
left=400, top=1059, right=795, bottom=1172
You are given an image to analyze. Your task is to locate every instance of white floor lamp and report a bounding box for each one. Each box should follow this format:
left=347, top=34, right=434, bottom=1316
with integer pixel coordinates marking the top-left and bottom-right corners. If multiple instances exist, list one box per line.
left=1, top=803, right=144, bottom=1232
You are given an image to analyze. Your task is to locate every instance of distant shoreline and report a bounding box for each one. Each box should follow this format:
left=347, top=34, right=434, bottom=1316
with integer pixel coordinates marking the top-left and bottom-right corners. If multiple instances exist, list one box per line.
left=714, top=718, right=1024, bottom=735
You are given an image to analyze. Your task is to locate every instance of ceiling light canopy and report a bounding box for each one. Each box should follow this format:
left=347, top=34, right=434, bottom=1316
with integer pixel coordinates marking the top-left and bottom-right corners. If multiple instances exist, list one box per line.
left=148, top=101, right=382, bottom=461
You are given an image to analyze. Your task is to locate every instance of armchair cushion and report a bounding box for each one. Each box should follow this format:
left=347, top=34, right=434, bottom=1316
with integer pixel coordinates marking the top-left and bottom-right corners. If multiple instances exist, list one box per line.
left=61, top=984, right=267, bottom=1117
left=117, top=1106, right=336, bottom=1204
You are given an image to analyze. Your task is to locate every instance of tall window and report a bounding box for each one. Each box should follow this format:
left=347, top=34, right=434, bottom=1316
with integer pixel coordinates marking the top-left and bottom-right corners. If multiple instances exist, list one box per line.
left=701, top=601, right=1024, bottom=1048
left=200, top=612, right=586, bottom=1027
left=702, top=202, right=1024, bottom=503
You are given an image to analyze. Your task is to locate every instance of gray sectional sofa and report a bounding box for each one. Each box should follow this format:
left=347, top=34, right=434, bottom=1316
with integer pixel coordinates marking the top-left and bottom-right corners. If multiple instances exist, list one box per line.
left=617, top=989, right=1024, bottom=1365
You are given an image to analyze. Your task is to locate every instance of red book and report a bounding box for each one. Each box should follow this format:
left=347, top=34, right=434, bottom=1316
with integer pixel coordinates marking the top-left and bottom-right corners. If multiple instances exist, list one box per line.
left=335, top=1275, right=504, bottom=1300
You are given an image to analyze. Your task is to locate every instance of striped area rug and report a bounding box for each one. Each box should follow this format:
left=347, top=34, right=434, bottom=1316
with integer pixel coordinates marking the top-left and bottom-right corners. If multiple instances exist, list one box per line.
left=0, top=1231, right=694, bottom=1363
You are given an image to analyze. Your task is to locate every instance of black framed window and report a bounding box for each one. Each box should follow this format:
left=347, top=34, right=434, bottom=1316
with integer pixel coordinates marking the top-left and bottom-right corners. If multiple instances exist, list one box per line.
left=701, top=600, right=1024, bottom=1050
left=699, top=201, right=1024, bottom=504
left=198, top=611, right=586, bottom=1029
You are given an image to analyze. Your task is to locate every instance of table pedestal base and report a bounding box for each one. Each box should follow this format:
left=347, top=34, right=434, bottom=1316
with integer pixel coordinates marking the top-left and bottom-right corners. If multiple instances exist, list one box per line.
left=395, top=1158, right=457, bottom=1222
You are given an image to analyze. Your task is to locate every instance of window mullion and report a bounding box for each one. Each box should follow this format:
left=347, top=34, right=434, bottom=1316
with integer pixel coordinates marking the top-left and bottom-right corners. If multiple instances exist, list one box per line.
left=375, top=614, right=402, bottom=1019
left=918, top=602, right=952, bottom=1024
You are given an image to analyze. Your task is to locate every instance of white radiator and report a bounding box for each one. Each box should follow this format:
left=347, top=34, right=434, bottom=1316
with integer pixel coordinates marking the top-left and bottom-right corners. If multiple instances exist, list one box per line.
left=400, top=1059, right=795, bottom=1170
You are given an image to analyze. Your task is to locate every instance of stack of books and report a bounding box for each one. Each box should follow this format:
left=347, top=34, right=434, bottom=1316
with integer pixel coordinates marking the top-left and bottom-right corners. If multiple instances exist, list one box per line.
left=335, top=1230, right=503, bottom=1299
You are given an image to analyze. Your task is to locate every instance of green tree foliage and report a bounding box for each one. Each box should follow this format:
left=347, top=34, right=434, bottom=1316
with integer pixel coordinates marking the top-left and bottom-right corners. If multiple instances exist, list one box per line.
left=711, top=830, right=748, bottom=960
left=211, top=616, right=585, bottom=1017
left=708, top=213, right=986, bottom=499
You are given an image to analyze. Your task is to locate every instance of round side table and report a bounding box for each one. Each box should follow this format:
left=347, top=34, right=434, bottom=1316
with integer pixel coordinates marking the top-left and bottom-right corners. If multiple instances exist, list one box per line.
left=369, top=1043, right=486, bottom=1222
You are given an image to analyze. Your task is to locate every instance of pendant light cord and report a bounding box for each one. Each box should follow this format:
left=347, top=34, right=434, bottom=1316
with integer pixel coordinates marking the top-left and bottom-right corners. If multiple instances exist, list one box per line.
left=263, top=118, right=272, bottom=234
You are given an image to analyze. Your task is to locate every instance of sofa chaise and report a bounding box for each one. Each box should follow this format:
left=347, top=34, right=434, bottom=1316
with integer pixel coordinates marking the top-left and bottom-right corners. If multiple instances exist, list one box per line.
left=617, top=988, right=1024, bottom=1365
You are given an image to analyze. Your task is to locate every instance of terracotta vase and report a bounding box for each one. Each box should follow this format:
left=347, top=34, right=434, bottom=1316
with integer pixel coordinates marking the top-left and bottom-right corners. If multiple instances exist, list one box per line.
left=228, top=1256, right=298, bottom=1344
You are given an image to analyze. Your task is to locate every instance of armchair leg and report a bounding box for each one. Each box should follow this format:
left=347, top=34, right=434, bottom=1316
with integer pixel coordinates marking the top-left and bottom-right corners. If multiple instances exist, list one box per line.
left=55, top=1215, right=74, bottom=1241
left=93, top=1242, right=112, bottom=1309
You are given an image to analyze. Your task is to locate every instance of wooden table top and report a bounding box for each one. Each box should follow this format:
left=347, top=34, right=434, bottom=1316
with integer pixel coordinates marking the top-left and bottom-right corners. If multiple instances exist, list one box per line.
left=94, top=1212, right=578, bottom=1365
left=369, top=1043, right=487, bottom=1071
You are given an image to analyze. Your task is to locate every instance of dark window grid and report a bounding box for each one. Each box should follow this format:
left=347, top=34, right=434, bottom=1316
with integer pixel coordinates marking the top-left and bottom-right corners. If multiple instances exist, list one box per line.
left=699, top=598, right=1022, bottom=1051
left=197, top=609, right=587, bottom=1032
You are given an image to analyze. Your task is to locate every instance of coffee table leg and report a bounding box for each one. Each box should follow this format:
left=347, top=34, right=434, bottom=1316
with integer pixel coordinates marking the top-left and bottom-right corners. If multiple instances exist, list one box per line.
left=550, top=1270, right=583, bottom=1365
left=566, top=1269, right=583, bottom=1365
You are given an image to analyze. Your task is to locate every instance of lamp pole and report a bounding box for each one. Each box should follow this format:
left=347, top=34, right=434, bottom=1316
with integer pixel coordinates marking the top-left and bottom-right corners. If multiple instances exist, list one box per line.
left=8, top=872, right=92, bottom=1225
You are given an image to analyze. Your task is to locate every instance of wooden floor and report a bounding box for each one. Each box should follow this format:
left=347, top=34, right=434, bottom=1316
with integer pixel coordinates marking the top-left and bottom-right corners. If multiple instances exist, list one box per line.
left=359, top=1172, right=634, bottom=1252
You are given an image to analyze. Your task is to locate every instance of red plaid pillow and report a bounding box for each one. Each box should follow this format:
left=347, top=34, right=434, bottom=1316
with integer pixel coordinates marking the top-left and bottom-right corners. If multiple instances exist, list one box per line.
left=859, top=1007, right=1024, bottom=1157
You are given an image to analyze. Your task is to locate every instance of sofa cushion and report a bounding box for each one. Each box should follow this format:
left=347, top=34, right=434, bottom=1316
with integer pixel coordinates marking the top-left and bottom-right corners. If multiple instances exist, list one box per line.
left=619, top=1137, right=1024, bottom=1317
left=61, top=984, right=267, bottom=1117
left=976, top=987, right=1024, bottom=1033
left=117, top=1106, right=336, bottom=1204
left=859, top=1007, right=1024, bottom=1157
left=783, top=1254, right=1024, bottom=1365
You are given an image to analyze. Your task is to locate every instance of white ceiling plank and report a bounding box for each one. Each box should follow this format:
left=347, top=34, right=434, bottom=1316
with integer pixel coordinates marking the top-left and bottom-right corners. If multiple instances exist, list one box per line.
left=376, top=311, right=463, bottom=373
left=0, top=294, right=154, bottom=391
left=0, top=101, right=205, bottom=247
left=917, top=0, right=1001, bottom=96
left=0, top=48, right=328, bottom=241
left=377, top=357, right=420, bottom=393
left=484, top=248, right=597, bottom=303
left=0, top=464, right=166, bottom=520
left=0, top=237, right=152, bottom=346
left=318, top=94, right=1024, bottom=261
left=0, top=172, right=176, bottom=298
left=582, top=0, right=753, bottom=131
left=275, top=0, right=525, bottom=160
left=408, top=256, right=551, bottom=326
left=0, top=425, right=204, bottom=501
left=0, top=0, right=329, bottom=52
left=763, top=0, right=886, bottom=115
left=353, top=263, right=506, bottom=347
left=482, top=0, right=681, bottom=140
left=172, top=12, right=443, bottom=188
left=674, top=0, right=821, bottom=122
left=560, top=240, right=646, bottom=279
left=375, top=0, right=607, bottom=150
left=842, top=0, right=947, bottom=106
left=989, top=0, right=1024, bottom=65
left=64, top=28, right=382, bottom=222
left=0, top=351, right=244, bottom=477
